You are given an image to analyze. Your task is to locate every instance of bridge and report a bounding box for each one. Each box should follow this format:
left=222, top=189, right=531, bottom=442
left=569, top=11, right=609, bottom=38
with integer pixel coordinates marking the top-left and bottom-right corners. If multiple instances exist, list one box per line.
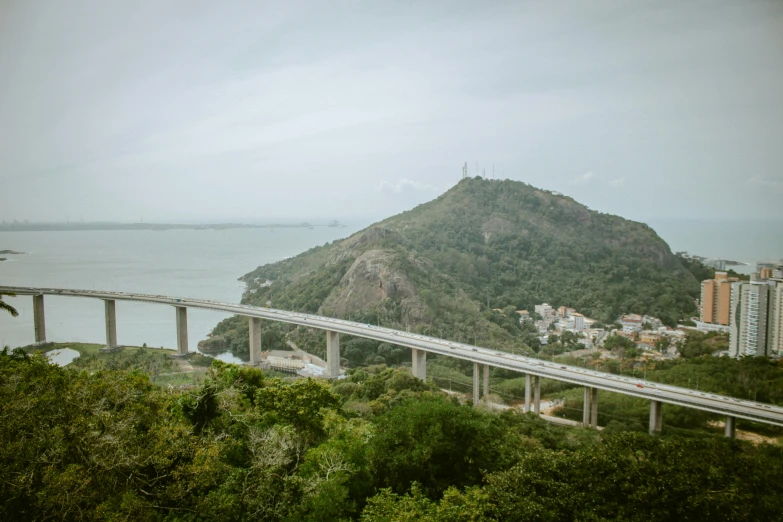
left=4, top=285, right=782, bottom=437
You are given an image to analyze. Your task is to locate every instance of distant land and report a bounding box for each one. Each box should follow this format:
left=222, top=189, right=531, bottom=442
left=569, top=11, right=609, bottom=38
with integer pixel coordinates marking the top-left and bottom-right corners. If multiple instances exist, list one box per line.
left=0, top=220, right=346, bottom=232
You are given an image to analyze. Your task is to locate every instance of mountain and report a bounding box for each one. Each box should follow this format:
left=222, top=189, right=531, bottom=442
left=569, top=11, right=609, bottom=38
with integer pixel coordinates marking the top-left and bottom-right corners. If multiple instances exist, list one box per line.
left=206, top=178, right=699, bottom=358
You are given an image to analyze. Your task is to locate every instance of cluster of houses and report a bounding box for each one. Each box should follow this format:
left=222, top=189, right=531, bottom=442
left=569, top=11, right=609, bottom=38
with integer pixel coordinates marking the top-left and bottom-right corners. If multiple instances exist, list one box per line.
left=516, top=304, right=686, bottom=358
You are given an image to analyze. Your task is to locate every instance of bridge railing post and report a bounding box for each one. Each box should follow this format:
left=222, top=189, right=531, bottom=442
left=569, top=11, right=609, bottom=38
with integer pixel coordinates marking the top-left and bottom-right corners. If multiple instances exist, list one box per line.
left=326, top=330, right=340, bottom=378
left=33, top=294, right=46, bottom=345
left=175, top=306, right=188, bottom=356
left=248, top=317, right=261, bottom=366
left=649, top=400, right=663, bottom=435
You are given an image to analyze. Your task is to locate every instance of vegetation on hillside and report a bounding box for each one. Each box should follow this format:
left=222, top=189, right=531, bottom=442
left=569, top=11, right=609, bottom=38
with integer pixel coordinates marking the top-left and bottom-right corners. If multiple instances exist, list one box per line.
left=209, top=178, right=698, bottom=359
left=3, top=350, right=783, bottom=521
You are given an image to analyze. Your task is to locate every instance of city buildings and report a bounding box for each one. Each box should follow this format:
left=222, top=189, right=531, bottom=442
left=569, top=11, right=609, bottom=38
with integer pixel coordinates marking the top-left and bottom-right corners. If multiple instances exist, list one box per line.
left=767, top=280, right=783, bottom=356
left=700, top=271, right=737, bottom=326
left=534, top=303, right=553, bottom=319
left=729, top=281, right=769, bottom=357
left=621, top=314, right=643, bottom=333
left=727, top=269, right=783, bottom=358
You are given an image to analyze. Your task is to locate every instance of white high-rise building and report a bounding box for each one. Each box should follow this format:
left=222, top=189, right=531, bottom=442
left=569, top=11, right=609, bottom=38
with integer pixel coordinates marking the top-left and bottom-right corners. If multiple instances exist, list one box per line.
left=729, top=282, right=770, bottom=357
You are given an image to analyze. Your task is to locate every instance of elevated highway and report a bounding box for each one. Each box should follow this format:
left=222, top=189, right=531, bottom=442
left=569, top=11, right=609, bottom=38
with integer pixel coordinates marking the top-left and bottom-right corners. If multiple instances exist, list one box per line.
left=3, top=285, right=781, bottom=435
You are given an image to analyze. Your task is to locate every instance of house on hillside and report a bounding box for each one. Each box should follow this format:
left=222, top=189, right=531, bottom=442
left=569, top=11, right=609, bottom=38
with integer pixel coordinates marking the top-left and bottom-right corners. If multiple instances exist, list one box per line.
left=621, top=314, right=643, bottom=334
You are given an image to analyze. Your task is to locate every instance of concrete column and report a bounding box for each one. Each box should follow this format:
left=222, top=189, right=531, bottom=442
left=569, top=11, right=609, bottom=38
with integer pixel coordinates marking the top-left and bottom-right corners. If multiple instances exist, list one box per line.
left=649, top=400, right=663, bottom=435
left=583, top=387, right=592, bottom=426
left=326, top=330, right=340, bottom=378
left=473, top=362, right=480, bottom=405
left=591, top=387, right=598, bottom=428
left=725, top=416, right=736, bottom=439
left=103, top=299, right=118, bottom=351
left=248, top=317, right=261, bottom=366
left=482, top=364, right=490, bottom=398
left=524, top=374, right=532, bottom=413
left=534, top=375, right=541, bottom=415
left=412, top=348, right=427, bottom=380
left=175, top=306, right=188, bottom=355
left=33, top=294, right=46, bottom=344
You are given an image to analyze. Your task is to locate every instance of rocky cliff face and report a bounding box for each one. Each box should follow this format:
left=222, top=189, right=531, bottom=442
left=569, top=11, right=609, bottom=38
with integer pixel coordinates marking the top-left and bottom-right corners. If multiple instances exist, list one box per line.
left=319, top=249, right=422, bottom=319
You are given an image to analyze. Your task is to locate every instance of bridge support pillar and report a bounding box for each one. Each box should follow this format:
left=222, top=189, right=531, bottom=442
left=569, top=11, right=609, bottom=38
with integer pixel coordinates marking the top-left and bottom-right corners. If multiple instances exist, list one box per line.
left=326, top=330, right=340, bottom=378
left=582, top=387, right=598, bottom=427
left=33, top=294, right=46, bottom=345
left=725, top=415, right=736, bottom=439
left=248, top=317, right=261, bottom=366
left=482, top=364, right=489, bottom=398
left=411, top=349, right=427, bottom=380
left=534, top=376, right=541, bottom=415
left=649, top=400, right=663, bottom=435
left=524, top=374, right=532, bottom=412
left=473, top=362, right=480, bottom=405
left=175, top=306, right=188, bottom=356
left=101, top=300, right=121, bottom=352
left=583, top=387, right=592, bottom=426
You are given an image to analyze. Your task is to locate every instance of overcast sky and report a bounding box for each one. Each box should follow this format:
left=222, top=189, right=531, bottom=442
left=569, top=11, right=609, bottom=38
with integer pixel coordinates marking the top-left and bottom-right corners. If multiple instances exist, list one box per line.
left=1, top=0, right=782, bottom=224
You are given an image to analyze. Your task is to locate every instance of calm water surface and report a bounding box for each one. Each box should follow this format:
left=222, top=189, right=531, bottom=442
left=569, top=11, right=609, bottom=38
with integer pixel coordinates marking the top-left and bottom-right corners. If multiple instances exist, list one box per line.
left=0, top=227, right=358, bottom=350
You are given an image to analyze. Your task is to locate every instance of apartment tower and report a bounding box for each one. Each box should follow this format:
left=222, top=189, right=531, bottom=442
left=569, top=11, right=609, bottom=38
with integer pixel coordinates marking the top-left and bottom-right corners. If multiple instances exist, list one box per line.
left=729, top=282, right=770, bottom=357
left=700, top=272, right=733, bottom=325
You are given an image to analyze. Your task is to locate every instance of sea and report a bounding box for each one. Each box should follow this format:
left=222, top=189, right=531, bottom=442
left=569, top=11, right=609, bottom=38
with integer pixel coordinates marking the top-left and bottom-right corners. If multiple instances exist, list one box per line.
left=1, top=218, right=780, bottom=353
left=0, top=226, right=361, bottom=358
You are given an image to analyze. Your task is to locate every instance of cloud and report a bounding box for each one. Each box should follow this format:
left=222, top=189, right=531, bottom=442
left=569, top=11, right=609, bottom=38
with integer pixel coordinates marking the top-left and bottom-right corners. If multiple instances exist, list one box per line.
left=608, top=177, right=625, bottom=188
left=377, top=178, right=439, bottom=195
left=569, top=171, right=595, bottom=185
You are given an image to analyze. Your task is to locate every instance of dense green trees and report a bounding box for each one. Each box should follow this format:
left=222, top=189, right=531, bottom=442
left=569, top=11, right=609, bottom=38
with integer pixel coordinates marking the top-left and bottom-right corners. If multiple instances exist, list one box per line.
left=4, top=350, right=782, bottom=520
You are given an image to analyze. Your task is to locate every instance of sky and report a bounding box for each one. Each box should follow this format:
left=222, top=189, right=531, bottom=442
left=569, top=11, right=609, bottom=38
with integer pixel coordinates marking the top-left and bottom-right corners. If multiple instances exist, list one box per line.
left=1, top=0, right=782, bottom=224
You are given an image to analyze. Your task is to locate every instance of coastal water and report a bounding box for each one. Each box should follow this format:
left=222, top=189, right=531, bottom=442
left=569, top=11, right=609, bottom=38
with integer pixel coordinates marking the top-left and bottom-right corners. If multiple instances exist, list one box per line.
left=647, top=218, right=783, bottom=274
left=0, top=227, right=359, bottom=352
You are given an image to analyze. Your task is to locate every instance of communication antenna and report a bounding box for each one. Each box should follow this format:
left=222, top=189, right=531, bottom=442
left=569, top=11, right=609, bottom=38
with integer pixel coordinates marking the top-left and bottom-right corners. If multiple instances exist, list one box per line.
left=492, top=164, right=495, bottom=180
left=476, top=161, right=478, bottom=176
left=462, top=162, right=468, bottom=179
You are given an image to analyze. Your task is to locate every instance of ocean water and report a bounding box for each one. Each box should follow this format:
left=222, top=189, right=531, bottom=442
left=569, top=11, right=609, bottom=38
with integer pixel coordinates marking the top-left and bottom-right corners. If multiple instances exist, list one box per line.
left=646, top=219, right=783, bottom=274
left=0, top=227, right=358, bottom=352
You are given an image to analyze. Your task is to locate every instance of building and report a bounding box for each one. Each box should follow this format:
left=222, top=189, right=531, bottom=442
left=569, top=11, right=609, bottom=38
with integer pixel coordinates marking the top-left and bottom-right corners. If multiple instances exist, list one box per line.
left=700, top=272, right=736, bottom=326
left=535, top=303, right=553, bottom=319
left=556, top=306, right=575, bottom=318
left=621, top=314, right=643, bottom=334
left=729, top=281, right=770, bottom=357
left=571, top=312, right=585, bottom=331
left=767, top=280, right=783, bottom=356
left=640, top=332, right=661, bottom=345
left=515, top=310, right=530, bottom=323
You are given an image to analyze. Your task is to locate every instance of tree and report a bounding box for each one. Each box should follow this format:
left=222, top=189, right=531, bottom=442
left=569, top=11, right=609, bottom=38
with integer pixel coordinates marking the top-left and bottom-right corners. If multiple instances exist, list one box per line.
left=0, top=292, right=18, bottom=317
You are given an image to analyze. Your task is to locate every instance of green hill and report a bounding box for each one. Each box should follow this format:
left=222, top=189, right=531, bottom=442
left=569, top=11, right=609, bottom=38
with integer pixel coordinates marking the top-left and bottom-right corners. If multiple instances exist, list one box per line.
left=206, top=178, right=698, bottom=358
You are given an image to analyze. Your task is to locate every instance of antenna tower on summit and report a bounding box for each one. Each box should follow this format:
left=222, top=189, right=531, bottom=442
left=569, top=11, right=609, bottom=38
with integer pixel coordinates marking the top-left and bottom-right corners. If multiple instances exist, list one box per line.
left=462, top=162, right=468, bottom=179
